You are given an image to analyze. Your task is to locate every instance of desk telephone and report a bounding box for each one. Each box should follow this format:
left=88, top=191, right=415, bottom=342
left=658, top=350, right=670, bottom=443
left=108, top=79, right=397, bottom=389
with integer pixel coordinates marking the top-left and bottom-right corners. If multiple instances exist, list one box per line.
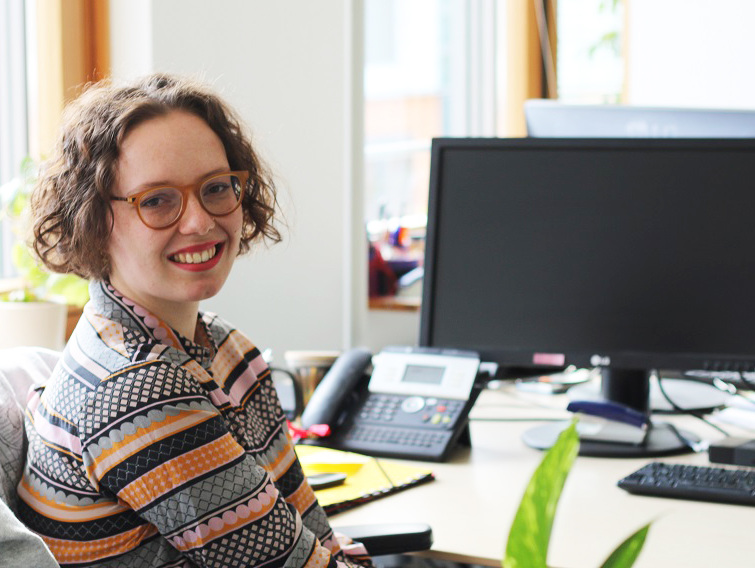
left=300, top=346, right=482, bottom=461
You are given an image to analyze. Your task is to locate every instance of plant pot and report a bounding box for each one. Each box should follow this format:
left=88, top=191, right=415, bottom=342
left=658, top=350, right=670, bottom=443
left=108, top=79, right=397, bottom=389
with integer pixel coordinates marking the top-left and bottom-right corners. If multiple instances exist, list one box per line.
left=0, top=300, right=68, bottom=350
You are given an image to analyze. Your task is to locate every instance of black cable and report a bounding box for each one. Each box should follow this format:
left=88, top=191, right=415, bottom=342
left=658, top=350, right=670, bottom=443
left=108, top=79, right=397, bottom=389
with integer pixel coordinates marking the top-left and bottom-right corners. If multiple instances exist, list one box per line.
left=732, top=390, right=755, bottom=410
left=692, top=372, right=755, bottom=409
left=469, top=417, right=564, bottom=423
left=737, top=371, right=755, bottom=395
left=665, top=421, right=705, bottom=453
left=656, top=375, right=731, bottom=437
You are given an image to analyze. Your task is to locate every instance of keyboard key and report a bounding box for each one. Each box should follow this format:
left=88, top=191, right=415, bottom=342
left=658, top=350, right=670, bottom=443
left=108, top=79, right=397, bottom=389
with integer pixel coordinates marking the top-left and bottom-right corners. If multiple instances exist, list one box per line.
left=618, top=462, right=755, bottom=506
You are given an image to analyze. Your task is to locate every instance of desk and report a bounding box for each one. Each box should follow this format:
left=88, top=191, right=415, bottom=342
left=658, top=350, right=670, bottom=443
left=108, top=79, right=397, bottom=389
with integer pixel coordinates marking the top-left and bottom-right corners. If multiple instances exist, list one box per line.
left=329, top=386, right=753, bottom=568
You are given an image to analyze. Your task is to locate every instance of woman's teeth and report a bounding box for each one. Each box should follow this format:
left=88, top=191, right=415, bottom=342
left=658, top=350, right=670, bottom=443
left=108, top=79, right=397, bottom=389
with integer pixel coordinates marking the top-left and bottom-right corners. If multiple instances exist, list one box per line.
left=172, top=246, right=218, bottom=264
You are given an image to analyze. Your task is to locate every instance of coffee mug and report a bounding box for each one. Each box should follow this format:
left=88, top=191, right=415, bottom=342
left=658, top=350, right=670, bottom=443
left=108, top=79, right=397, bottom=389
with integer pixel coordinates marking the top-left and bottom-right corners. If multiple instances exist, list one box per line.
left=283, top=350, right=340, bottom=412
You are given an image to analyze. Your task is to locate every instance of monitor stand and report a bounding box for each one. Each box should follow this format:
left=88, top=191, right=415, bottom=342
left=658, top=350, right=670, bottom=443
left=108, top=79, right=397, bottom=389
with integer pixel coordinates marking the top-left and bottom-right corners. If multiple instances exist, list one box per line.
left=522, top=369, right=701, bottom=458
left=567, top=374, right=731, bottom=414
left=522, top=421, right=698, bottom=458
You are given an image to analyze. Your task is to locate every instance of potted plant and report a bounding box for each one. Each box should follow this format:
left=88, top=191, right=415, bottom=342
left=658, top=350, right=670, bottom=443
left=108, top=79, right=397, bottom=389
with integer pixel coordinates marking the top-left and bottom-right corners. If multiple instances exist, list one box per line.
left=0, top=158, right=89, bottom=350
left=504, top=419, right=651, bottom=568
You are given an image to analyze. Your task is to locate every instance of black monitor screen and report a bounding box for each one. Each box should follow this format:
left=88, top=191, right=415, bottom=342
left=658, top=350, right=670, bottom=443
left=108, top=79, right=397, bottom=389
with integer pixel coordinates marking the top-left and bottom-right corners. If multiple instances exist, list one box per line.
left=420, top=138, right=755, bottom=375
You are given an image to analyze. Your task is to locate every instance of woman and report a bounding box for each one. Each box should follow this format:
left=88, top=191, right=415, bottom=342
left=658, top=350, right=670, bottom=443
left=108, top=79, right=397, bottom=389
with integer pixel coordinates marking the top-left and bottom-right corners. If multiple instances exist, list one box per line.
left=18, top=73, right=369, bottom=568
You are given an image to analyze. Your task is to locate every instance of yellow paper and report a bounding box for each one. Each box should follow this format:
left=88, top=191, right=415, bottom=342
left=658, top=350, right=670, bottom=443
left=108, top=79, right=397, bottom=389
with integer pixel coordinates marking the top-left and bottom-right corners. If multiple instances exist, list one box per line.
left=298, top=448, right=371, bottom=476
left=295, top=445, right=434, bottom=510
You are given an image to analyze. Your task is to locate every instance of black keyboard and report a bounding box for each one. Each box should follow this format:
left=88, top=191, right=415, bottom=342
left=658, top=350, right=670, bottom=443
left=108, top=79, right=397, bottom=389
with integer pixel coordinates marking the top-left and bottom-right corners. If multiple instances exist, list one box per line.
left=618, top=462, right=755, bottom=507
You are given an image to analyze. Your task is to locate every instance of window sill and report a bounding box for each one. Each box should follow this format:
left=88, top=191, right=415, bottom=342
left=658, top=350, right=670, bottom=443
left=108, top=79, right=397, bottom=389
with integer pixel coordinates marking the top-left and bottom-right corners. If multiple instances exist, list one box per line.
left=368, top=296, right=420, bottom=312
left=65, top=305, right=82, bottom=341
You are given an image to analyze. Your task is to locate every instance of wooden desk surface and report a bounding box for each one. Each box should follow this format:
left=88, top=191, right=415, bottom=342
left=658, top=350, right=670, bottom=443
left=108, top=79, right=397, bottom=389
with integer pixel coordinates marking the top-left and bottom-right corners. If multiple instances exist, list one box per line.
left=328, top=387, right=754, bottom=568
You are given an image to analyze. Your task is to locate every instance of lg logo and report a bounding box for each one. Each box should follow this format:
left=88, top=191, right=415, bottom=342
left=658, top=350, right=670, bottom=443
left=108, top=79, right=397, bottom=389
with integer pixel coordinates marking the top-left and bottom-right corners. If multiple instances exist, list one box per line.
left=590, top=354, right=611, bottom=367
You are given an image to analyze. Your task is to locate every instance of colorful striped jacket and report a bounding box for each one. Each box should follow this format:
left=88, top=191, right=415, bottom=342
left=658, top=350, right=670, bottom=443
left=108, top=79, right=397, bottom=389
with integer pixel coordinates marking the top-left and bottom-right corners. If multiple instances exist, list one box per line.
left=17, top=281, right=365, bottom=567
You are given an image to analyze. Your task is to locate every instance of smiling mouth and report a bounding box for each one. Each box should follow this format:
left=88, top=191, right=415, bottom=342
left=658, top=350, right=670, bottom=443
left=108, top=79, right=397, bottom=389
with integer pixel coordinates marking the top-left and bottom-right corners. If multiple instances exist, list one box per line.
left=170, top=244, right=222, bottom=264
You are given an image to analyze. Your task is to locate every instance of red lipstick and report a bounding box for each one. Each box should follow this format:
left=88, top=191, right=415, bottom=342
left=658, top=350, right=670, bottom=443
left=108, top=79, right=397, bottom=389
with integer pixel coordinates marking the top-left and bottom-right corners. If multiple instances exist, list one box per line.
left=168, top=242, right=224, bottom=272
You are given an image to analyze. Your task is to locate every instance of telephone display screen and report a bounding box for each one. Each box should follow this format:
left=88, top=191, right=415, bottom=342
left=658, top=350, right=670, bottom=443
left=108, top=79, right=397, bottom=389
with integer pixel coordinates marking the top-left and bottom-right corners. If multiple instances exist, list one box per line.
left=402, top=364, right=445, bottom=385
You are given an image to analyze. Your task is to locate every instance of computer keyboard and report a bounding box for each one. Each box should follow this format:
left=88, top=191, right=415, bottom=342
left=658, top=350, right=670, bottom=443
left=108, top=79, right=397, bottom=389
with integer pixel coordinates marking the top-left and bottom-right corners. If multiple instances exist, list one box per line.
left=618, top=461, right=755, bottom=506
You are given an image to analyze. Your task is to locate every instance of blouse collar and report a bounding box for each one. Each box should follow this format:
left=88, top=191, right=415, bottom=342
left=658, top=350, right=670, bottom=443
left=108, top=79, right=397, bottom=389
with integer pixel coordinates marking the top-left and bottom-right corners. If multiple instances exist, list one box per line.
left=88, top=280, right=216, bottom=368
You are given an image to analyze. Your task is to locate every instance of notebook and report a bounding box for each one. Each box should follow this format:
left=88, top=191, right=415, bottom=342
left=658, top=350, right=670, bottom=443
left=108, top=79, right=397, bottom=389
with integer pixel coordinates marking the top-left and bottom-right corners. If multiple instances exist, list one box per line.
left=295, top=445, right=435, bottom=515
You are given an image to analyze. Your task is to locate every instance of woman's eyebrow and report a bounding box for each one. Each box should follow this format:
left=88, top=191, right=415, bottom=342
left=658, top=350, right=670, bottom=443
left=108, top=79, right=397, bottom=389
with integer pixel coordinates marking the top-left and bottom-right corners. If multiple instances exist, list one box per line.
left=126, top=167, right=232, bottom=194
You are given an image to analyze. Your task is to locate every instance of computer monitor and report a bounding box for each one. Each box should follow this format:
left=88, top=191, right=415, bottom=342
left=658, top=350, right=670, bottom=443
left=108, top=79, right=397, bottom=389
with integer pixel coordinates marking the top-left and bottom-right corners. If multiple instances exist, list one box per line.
left=525, top=99, right=755, bottom=138
left=420, top=137, right=755, bottom=457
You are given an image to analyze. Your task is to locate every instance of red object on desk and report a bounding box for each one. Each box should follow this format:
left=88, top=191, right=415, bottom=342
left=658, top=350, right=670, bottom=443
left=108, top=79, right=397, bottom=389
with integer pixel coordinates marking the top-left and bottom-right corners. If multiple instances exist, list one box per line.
left=288, top=421, right=331, bottom=443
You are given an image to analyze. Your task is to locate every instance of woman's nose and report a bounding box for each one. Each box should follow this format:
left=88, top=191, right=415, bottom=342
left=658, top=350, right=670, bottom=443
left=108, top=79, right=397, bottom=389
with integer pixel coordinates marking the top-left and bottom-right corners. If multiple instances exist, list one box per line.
left=178, top=194, right=215, bottom=234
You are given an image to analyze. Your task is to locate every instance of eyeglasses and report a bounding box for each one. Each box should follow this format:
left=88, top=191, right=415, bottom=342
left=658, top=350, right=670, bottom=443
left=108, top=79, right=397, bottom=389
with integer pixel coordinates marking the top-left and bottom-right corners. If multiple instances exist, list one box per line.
left=111, top=171, right=248, bottom=229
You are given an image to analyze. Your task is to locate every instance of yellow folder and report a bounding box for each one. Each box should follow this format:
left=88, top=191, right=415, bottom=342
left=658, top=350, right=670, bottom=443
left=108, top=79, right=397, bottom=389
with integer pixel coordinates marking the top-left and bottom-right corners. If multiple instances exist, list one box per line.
left=295, top=445, right=435, bottom=515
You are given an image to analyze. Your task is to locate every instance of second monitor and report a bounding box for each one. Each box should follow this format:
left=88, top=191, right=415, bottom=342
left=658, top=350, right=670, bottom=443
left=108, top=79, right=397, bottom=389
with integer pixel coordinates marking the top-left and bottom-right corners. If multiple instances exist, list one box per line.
left=524, top=99, right=755, bottom=138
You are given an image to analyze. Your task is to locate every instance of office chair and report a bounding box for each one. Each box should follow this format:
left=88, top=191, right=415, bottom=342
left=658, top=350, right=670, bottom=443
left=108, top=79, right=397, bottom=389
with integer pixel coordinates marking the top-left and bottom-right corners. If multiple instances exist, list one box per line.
left=0, top=346, right=60, bottom=566
left=0, top=347, right=432, bottom=565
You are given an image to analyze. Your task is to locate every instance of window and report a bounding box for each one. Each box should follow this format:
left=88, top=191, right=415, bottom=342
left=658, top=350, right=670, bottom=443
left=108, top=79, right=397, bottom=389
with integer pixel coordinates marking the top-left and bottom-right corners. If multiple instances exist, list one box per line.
left=0, top=1, right=109, bottom=284
left=556, top=0, right=624, bottom=102
left=0, top=0, right=29, bottom=278
left=364, top=0, right=500, bottom=298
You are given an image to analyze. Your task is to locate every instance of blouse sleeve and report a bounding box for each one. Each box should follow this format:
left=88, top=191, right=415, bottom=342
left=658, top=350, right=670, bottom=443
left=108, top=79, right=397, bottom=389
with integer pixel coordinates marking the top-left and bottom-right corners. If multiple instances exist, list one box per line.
left=77, top=360, right=359, bottom=568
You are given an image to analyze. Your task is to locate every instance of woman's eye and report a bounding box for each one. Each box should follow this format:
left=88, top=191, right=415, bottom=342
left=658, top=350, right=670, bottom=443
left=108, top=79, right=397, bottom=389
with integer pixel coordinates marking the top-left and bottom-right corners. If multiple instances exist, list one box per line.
left=140, top=198, right=159, bottom=209
left=141, top=196, right=165, bottom=208
left=140, top=190, right=177, bottom=209
left=204, top=182, right=230, bottom=196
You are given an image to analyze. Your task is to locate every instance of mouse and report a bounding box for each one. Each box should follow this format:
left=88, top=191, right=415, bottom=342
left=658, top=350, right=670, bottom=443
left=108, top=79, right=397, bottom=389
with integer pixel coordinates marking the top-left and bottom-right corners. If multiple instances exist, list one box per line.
left=307, top=472, right=348, bottom=490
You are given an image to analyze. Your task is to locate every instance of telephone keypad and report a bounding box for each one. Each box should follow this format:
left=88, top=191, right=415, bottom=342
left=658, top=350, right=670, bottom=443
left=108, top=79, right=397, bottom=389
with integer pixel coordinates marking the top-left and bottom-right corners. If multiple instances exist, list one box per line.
left=345, top=425, right=448, bottom=450
left=356, top=394, right=464, bottom=429
left=401, top=396, right=425, bottom=414
left=318, top=392, right=474, bottom=461
left=307, top=389, right=480, bottom=461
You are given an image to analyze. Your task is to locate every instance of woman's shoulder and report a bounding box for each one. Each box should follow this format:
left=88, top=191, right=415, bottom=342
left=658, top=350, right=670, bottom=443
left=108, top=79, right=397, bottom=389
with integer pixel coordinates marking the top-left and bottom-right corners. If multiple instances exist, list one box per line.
left=65, top=321, right=206, bottom=402
left=201, top=312, right=261, bottom=355
left=200, top=310, right=235, bottom=335
left=76, top=357, right=213, bottom=439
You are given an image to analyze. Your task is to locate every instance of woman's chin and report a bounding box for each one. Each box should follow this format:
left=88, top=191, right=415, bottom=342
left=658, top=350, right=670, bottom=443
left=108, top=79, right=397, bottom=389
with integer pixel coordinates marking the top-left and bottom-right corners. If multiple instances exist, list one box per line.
left=185, top=282, right=226, bottom=303
left=171, top=262, right=234, bottom=303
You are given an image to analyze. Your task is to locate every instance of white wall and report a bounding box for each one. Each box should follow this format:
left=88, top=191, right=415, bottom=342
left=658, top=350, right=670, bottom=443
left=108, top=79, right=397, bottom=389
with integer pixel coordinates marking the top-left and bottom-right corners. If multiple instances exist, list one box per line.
left=110, top=1, right=755, bottom=362
left=626, top=0, right=755, bottom=109
left=108, top=0, right=419, bottom=360
left=109, top=0, right=349, bottom=359
left=108, top=0, right=153, bottom=79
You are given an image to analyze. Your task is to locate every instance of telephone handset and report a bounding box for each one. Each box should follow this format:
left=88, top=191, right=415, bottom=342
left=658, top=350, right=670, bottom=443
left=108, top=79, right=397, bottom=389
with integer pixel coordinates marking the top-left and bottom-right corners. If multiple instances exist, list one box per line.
left=300, top=346, right=482, bottom=462
left=301, top=347, right=373, bottom=429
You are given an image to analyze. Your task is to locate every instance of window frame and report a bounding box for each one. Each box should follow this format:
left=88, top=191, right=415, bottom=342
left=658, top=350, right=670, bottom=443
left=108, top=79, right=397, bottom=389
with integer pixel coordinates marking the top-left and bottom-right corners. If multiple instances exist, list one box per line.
left=0, top=0, right=29, bottom=278
left=1, top=0, right=109, bottom=285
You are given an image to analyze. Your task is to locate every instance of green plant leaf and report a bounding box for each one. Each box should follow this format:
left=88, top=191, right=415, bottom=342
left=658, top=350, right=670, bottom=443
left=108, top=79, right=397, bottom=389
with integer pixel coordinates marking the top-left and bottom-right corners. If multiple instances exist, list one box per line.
left=0, top=177, right=22, bottom=218
left=600, top=522, right=651, bottom=568
left=503, top=419, right=579, bottom=568
left=0, top=288, right=39, bottom=302
left=11, top=242, right=48, bottom=288
left=46, top=273, right=90, bottom=307
left=10, top=241, right=90, bottom=306
left=9, top=190, right=29, bottom=218
left=0, top=158, right=36, bottom=219
left=19, top=155, right=38, bottom=177
left=0, top=158, right=87, bottom=305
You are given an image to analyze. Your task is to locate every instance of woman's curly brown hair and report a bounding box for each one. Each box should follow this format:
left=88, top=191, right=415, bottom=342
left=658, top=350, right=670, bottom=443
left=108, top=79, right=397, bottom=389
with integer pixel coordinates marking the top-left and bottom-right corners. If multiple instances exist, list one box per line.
left=32, top=73, right=281, bottom=281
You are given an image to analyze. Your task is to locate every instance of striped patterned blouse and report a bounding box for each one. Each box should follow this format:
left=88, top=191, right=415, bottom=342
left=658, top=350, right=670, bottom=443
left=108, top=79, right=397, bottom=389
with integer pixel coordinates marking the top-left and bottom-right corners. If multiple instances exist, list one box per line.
left=17, top=281, right=366, bottom=568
